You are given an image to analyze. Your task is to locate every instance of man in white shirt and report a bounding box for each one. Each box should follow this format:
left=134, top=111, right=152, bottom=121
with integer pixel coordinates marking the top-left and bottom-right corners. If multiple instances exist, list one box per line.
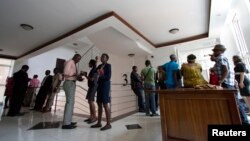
left=62, top=54, right=81, bottom=129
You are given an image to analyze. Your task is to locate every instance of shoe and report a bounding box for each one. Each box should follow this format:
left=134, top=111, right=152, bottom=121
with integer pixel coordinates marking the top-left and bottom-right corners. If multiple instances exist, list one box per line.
left=90, top=123, right=102, bottom=128
left=139, top=109, right=145, bottom=113
left=150, top=113, right=159, bottom=117
left=84, top=118, right=91, bottom=122
left=87, top=118, right=97, bottom=124
left=16, top=112, right=25, bottom=116
left=71, top=122, right=77, bottom=126
left=62, top=125, right=77, bottom=129
left=42, top=109, right=51, bottom=113
left=100, top=124, right=112, bottom=131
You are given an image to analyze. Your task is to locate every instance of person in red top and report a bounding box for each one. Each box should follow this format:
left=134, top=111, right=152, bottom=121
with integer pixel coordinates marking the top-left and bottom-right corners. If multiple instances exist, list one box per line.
left=209, top=68, right=219, bottom=85
left=209, top=54, right=219, bottom=85
left=4, top=76, right=14, bottom=109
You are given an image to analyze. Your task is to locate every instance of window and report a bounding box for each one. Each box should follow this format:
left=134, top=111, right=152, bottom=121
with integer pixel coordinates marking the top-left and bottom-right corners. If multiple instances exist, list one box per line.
left=231, top=14, right=250, bottom=75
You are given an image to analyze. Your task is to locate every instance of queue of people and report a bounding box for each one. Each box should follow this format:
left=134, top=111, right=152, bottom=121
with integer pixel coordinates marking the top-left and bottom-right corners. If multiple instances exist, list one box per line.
left=3, top=44, right=250, bottom=130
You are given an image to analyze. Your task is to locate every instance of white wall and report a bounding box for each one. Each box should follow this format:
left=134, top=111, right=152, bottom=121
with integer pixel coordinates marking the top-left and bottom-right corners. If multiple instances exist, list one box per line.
left=14, top=47, right=75, bottom=81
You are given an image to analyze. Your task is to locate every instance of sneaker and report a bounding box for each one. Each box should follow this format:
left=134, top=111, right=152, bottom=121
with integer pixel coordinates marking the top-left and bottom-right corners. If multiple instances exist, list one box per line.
left=150, top=113, right=159, bottom=117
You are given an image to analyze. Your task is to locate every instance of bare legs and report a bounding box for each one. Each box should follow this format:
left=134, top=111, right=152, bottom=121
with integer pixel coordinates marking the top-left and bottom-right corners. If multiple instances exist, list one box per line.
left=91, top=102, right=111, bottom=130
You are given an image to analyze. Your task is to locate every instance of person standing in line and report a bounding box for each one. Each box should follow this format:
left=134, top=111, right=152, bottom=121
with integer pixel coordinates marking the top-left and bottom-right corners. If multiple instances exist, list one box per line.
left=212, top=44, right=249, bottom=125
left=91, top=53, right=112, bottom=131
left=61, top=54, right=82, bottom=129
left=130, top=66, right=145, bottom=112
left=23, top=74, right=40, bottom=107
left=180, top=54, right=208, bottom=88
left=4, top=76, right=14, bottom=109
left=141, top=60, right=158, bottom=116
left=232, top=55, right=250, bottom=111
left=43, top=68, right=62, bottom=112
left=162, top=54, right=180, bottom=88
left=33, top=70, right=52, bottom=111
left=7, top=65, right=30, bottom=116
left=83, top=59, right=98, bottom=123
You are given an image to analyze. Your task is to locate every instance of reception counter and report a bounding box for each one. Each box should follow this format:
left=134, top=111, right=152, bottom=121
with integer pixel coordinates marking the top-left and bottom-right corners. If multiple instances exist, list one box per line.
left=156, top=88, right=241, bottom=141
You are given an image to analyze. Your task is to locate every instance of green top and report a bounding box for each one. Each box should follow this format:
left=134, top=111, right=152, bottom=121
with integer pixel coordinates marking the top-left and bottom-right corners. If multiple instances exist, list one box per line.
left=141, top=66, right=156, bottom=85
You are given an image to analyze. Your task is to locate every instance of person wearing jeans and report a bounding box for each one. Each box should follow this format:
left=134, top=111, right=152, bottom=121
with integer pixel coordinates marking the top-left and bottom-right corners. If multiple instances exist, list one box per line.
left=141, top=60, right=159, bottom=116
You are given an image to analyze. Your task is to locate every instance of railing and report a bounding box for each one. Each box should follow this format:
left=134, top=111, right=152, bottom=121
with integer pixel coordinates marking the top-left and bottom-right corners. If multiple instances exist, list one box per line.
left=53, top=82, right=137, bottom=121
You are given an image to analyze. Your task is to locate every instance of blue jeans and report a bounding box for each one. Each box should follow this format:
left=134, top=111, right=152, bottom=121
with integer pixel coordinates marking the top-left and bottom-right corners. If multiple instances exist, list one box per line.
left=222, top=83, right=249, bottom=124
left=144, top=83, right=156, bottom=114
left=132, top=88, right=145, bottom=111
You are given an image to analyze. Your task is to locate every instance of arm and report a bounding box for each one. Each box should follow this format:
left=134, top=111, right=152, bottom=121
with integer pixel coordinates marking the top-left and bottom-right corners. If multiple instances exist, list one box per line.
left=98, top=64, right=111, bottom=81
left=239, top=72, right=245, bottom=88
left=219, top=65, right=228, bottom=84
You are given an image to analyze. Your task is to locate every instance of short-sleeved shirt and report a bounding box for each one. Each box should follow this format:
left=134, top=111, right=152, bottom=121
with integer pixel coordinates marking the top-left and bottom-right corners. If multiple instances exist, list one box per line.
left=141, top=66, right=156, bottom=85
left=162, top=61, right=179, bottom=86
left=234, top=62, right=247, bottom=82
left=214, top=54, right=234, bottom=86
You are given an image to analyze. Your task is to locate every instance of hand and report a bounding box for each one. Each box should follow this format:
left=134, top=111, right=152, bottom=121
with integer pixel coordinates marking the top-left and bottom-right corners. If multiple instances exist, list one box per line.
left=239, top=82, right=245, bottom=88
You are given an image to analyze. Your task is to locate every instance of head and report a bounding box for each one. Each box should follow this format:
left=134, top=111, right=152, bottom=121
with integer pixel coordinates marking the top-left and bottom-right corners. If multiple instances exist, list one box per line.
left=53, top=68, right=59, bottom=74
left=21, top=65, right=29, bottom=72
left=232, top=55, right=242, bottom=65
left=89, top=59, right=96, bottom=68
left=33, top=75, right=38, bottom=79
left=170, top=54, right=177, bottom=62
left=209, top=54, right=216, bottom=61
left=45, top=70, right=50, bottom=75
left=212, top=44, right=226, bottom=57
left=101, top=53, right=109, bottom=63
left=145, top=60, right=151, bottom=67
left=187, top=54, right=196, bottom=63
left=158, top=66, right=164, bottom=72
left=132, top=66, right=137, bottom=72
left=72, top=54, right=82, bottom=63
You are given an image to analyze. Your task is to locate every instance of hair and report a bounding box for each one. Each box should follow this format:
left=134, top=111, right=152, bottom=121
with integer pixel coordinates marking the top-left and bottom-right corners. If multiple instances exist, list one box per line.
left=170, top=54, right=176, bottom=60
left=102, top=53, right=109, bottom=60
left=132, top=66, right=137, bottom=70
left=89, top=59, right=96, bottom=66
left=145, top=60, right=151, bottom=66
left=73, top=54, right=81, bottom=59
left=33, top=75, right=38, bottom=78
left=233, top=55, right=242, bottom=63
left=187, top=54, right=196, bottom=60
left=21, top=65, right=29, bottom=70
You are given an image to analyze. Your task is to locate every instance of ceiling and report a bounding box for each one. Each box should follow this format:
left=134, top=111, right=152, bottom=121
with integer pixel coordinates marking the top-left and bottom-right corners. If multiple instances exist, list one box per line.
left=0, top=0, right=232, bottom=59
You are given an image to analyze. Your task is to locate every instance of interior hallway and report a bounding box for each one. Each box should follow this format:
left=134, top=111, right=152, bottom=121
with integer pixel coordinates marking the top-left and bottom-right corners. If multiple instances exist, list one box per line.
left=0, top=107, right=162, bottom=141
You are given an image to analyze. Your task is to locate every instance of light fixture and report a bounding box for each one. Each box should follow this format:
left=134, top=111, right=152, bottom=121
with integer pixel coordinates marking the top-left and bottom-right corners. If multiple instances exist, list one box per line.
left=128, top=53, right=135, bottom=57
left=0, top=49, right=3, bottom=52
left=20, top=24, right=34, bottom=31
left=169, top=28, right=179, bottom=34
left=73, top=43, right=78, bottom=46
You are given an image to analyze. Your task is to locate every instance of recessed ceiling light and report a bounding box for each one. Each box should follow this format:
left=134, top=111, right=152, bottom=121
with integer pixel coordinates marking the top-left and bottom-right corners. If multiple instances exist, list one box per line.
left=20, top=24, right=34, bottom=31
left=128, top=53, right=135, bottom=57
left=169, top=28, right=179, bottom=34
left=0, top=49, right=3, bottom=52
left=73, top=43, right=78, bottom=46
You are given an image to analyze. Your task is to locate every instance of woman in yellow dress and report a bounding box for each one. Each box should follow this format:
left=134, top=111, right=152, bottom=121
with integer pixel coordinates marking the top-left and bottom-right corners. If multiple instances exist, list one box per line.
left=181, top=54, right=208, bottom=88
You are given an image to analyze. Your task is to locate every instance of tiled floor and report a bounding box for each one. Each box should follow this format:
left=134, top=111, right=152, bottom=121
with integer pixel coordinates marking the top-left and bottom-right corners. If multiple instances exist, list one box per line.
left=0, top=108, right=162, bottom=141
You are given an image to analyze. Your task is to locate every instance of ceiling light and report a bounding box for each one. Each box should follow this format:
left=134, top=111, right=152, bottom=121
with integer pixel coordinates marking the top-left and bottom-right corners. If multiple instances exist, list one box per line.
left=0, top=49, right=3, bottom=52
left=73, top=43, right=78, bottom=46
left=169, top=28, right=179, bottom=34
left=20, top=24, right=34, bottom=31
left=128, top=53, right=135, bottom=57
